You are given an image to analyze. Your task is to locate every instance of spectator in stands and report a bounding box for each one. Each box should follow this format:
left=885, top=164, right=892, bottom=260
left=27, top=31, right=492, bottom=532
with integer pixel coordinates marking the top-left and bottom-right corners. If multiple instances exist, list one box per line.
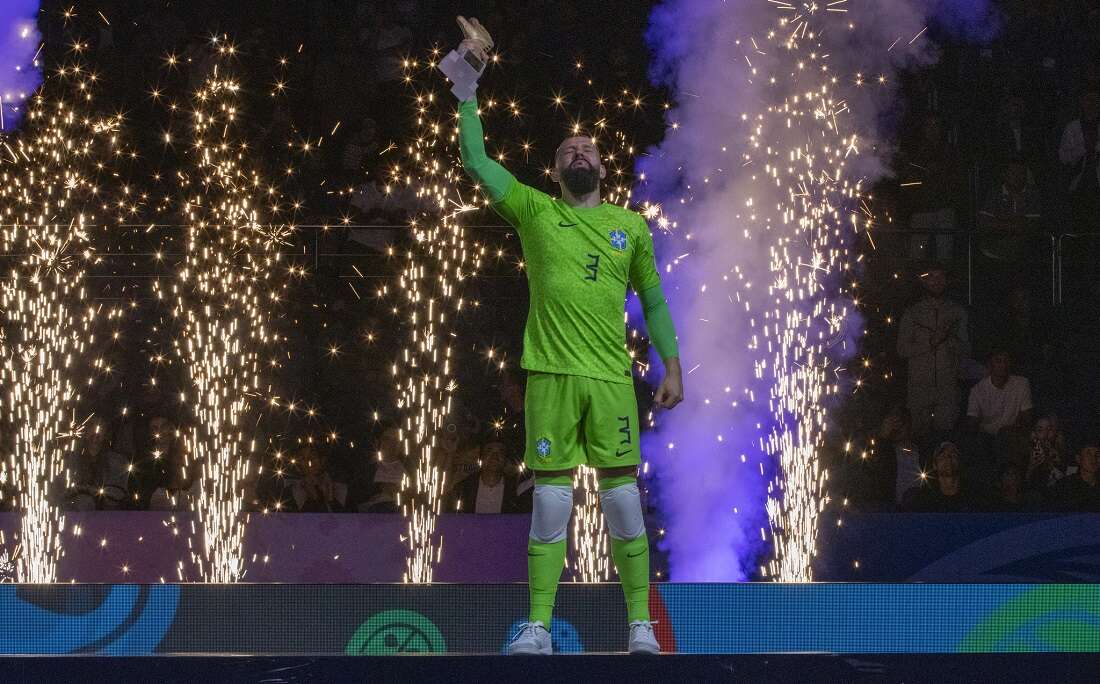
left=289, top=444, right=347, bottom=512
left=493, top=368, right=527, bottom=466
left=966, top=350, right=1034, bottom=437
left=1058, top=90, right=1100, bottom=219
left=360, top=425, right=406, bottom=513
left=1044, top=444, right=1100, bottom=512
left=875, top=409, right=923, bottom=505
left=989, top=463, right=1027, bottom=512
left=131, top=414, right=179, bottom=509
left=977, top=159, right=1042, bottom=299
left=438, top=420, right=482, bottom=497
left=898, top=264, right=969, bottom=443
left=902, top=113, right=961, bottom=262
left=987, top=94, right=1042, bottom=170
left=262, top=447, right=296, bottom=512
left=449, top=440, right=533, bottom=513
left=65, top=419, right=130, bottom=511
left=1019, top=414, right=1073, bottom=491
left=148, top=433, right=199, bottom=512
left=966, top=349, right=1035, bottom=482
left=901, top=441, right=978, bottom=512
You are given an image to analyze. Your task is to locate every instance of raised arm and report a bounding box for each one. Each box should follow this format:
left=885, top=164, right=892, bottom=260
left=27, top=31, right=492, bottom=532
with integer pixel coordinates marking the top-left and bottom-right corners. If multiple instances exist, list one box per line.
left=453, top=16, right=513, bottom=202
left=453, top=16, right=555, bottom=226
left=458, top=96, right=516, bottom=203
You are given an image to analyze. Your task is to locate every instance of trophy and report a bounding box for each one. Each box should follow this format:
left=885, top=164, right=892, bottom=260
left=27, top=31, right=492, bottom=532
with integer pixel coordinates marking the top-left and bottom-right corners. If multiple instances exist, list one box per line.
left=441, top=16, right=493, bottom=101
left=439, top=46, right=488, bottom=101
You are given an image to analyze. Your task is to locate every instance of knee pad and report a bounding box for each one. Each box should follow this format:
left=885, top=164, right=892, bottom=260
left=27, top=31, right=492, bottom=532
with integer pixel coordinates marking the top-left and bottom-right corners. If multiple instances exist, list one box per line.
left=530, top=484, right=573, bottom=543
left=599, top=482, right=646, bottom=540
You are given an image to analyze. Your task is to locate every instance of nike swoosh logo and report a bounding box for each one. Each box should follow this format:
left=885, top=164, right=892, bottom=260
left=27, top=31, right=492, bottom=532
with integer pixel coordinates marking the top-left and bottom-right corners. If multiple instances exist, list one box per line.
left=616, top=449, right=631, bottom=458
left=558, top=221, right=578, bottom=227
left=627, top=550, right=645, bottom=558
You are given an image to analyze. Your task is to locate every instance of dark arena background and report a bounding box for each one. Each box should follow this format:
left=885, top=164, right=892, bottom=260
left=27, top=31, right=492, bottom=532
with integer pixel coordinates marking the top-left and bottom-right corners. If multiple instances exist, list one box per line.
left=0, top=0, right=1099, bottom=682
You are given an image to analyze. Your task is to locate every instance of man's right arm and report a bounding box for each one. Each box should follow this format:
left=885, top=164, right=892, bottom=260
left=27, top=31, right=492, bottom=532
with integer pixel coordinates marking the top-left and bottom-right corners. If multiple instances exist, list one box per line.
left=458, top=96, right=516, bottom=203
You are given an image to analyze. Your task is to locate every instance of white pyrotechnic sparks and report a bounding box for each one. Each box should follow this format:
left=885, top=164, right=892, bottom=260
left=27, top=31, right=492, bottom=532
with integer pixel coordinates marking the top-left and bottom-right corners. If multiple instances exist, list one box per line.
left=571, top=466, right=612, bottom=582
left=0, top=90, right=125, bottom=582
left=390, top=84, right=483, bottom=583
left=154, top=52, right=291, bottom=583
left=747, top=2, right=866, bottom=582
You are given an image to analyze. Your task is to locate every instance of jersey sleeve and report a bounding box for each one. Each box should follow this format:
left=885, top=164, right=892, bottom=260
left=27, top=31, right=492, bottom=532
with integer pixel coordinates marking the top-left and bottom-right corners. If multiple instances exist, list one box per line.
left=458, top=97, right=516, bottom=202
left=491, top=177, right=555, bottom=229
left=628, top=216, right=662, bottom=293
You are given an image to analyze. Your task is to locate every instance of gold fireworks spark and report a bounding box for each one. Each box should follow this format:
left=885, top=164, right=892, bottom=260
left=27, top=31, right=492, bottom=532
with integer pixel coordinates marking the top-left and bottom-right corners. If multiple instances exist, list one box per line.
left=384, top=80, right=487, bottom=583
left=746, top=1, right=868, bottom=581
left=571, top=466, right=612, bottom=581
left=0, top=87, right=125, bottom=582
left=153, top=53, right=291, bottom=582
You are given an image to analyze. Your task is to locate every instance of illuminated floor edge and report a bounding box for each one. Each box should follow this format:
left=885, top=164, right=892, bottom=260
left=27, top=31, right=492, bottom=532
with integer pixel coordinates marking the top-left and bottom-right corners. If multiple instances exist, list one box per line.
left=2, top=654, right=1099, bottom=684
left=1, top=583, right=1097, bottom=655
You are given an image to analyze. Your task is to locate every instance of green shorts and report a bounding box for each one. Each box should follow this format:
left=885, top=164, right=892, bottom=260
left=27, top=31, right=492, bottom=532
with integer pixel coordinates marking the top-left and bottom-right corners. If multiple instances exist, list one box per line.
left=524, top=371, right=641, bottom=471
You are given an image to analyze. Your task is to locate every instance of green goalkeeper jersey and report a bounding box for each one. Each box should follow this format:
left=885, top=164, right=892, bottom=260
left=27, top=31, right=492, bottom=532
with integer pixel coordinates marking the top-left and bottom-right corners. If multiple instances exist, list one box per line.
left=458, top=97, right=666, bottom=384
left=493, top=181, right=662, bottom=385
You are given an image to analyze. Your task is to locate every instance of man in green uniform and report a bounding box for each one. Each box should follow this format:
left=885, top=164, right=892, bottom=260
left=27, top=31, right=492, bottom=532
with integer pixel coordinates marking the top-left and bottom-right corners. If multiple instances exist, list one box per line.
left=454, top=17, right=683, bottom=655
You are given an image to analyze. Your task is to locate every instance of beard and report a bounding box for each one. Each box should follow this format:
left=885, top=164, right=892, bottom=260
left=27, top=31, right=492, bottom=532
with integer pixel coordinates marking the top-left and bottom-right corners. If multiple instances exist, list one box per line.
left=560, top=164, right=600, bottom=195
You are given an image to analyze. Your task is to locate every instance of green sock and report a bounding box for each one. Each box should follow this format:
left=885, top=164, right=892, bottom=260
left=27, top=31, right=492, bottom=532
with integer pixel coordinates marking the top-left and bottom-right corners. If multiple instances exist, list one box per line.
left=600, top=476, right=651, bottom=624
left=527, top=474, right=572, bottom=624
left=527, top=538, right=566, bottom=625
left=610, top=533, right=651, bottom=623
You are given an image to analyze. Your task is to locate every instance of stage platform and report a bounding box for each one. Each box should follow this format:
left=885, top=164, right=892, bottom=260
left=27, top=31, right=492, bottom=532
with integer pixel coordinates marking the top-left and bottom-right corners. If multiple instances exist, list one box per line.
left=2, top=582, right=1098, bottom=656
left=3, top=653, right=1100, bottom=683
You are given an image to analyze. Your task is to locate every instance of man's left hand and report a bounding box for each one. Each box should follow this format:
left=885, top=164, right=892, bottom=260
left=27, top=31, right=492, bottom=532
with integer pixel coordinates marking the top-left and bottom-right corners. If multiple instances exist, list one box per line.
left=653, top=358, right=684, bottom=409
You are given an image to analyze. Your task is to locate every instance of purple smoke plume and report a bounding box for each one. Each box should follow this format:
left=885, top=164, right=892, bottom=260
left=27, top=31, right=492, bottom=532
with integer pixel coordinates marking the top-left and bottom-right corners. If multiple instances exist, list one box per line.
left=0, top=1, right=41, bottom=132
left=637, top=0, right=997, bottom=581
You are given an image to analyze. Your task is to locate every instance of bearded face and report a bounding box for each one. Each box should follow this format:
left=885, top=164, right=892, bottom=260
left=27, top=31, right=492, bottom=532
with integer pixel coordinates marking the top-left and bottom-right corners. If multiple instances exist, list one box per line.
left=560, top=162, right=600, bottom=195
left=553, top=137, right=604, bottom=196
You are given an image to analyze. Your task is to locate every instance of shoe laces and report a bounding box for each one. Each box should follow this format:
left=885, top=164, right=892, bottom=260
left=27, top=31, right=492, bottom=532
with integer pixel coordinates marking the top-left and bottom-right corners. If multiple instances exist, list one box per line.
left=630, top=620, right=658, bottom=633
left=510, top=621, right=548, bottom=642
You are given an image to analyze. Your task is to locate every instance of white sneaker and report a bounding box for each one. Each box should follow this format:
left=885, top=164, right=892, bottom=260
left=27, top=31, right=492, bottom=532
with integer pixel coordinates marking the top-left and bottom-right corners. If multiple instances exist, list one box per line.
left=628, top=620, right=660, bottom=654
left=506, top=621, right=552, bottom=655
